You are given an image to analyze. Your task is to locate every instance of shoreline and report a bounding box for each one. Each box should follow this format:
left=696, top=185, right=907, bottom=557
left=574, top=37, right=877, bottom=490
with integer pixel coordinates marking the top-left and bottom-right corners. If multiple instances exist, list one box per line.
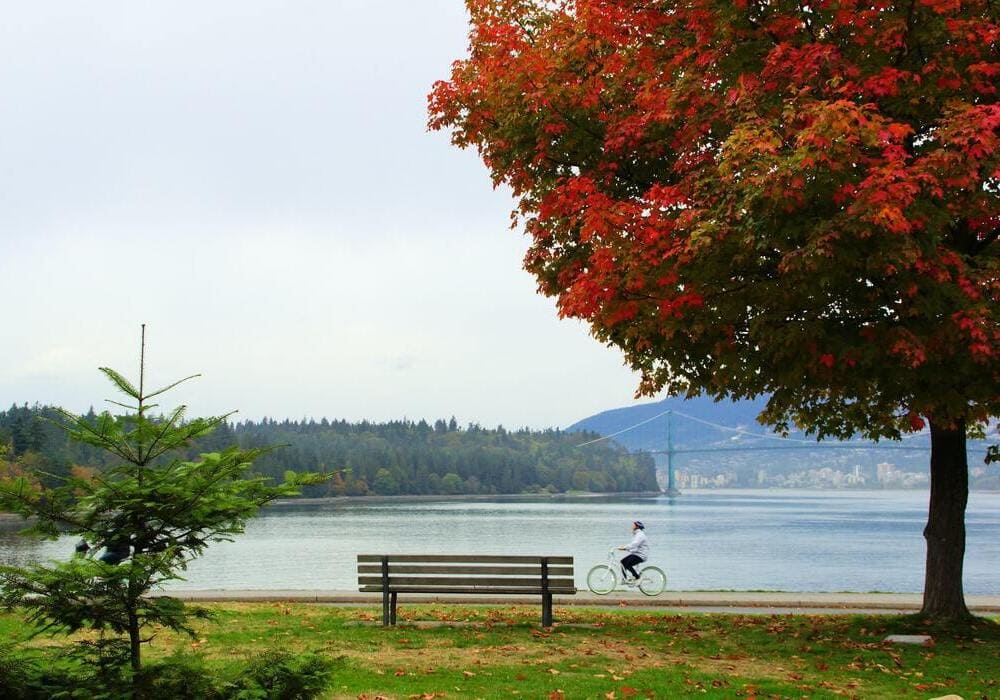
left=268, top=487, right=999, bottom=507
left=5, top=487, right=998, bottom=517
left=269, top=490, right=664, bottom=507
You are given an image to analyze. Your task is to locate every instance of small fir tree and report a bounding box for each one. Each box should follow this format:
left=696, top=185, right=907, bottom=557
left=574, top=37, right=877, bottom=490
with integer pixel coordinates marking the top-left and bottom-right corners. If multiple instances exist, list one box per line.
left=0, top=327, right=323, bottom=683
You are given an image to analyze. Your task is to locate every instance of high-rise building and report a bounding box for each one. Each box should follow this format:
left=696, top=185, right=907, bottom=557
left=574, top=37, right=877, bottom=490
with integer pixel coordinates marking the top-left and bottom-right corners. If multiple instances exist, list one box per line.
left=877, top=462, right=895, bottom=484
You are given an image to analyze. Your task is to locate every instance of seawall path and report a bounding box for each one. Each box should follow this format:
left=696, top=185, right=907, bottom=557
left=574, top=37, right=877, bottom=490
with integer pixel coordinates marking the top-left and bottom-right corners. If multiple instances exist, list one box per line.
left=155, top=590, right=1000, bottom=615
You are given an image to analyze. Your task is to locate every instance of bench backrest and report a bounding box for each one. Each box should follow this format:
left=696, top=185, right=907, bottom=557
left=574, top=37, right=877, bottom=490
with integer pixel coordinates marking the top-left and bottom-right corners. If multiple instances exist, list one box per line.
left=357, top=554, right=575, bottom=594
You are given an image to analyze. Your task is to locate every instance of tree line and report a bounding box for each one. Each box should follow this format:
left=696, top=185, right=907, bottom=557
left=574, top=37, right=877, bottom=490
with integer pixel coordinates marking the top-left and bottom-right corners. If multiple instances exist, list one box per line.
left=0, top=403, right=659, bottom=498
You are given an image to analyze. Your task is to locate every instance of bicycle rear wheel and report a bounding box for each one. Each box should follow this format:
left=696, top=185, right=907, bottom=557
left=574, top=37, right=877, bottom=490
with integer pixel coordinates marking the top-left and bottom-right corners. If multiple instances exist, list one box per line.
left=586, top=564, right=617, bottom=595
left=637, top=566, right=666, bottom=596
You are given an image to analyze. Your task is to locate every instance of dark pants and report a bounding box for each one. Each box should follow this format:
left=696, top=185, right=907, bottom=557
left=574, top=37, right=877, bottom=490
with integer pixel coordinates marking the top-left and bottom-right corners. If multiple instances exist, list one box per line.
left=99, top=542, right=130, bottom=565
left=621, top=554, right=643, bottom=580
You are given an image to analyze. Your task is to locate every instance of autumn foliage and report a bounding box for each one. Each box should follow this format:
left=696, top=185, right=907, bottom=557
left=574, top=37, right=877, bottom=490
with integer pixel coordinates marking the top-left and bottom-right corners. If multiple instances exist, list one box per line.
left=430, top=0, right=998, bottom=618
left=429, top=0, right=998, bottom=441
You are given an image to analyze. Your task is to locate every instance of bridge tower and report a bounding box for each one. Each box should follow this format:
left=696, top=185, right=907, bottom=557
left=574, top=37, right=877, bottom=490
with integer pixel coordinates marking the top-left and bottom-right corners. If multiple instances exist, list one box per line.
left=664, top=410, right=680, bottom=496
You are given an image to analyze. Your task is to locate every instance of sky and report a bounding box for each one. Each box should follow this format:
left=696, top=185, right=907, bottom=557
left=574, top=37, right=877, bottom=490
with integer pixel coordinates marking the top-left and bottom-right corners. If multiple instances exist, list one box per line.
left=0, top=1, right=649, bottom=429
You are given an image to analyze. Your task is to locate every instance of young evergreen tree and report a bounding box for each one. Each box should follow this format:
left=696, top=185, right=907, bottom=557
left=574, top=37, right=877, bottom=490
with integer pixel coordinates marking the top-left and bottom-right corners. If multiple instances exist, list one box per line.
left=0, top=327, right=323, bottom=686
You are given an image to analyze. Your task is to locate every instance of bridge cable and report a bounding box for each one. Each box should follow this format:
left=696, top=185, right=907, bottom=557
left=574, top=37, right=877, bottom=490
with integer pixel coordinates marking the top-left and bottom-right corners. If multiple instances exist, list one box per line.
left=575, top=407, right=674, bottom=447
left=577, top=407, right=944, bottom=449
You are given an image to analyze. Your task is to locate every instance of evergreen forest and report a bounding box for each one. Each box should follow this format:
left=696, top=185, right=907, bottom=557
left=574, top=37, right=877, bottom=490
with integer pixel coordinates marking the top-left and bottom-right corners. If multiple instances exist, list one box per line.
left=0, top=404, right=659, bottom=498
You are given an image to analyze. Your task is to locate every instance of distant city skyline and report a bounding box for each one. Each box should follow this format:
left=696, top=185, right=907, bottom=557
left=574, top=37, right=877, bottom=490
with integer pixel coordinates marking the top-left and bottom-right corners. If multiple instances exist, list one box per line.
left=0, top=1, right=648, bottom=429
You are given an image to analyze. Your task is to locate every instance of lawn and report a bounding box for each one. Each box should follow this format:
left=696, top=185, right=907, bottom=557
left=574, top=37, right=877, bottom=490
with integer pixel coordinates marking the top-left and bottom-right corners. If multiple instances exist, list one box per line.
left=1, top=603, right=996, bottom=699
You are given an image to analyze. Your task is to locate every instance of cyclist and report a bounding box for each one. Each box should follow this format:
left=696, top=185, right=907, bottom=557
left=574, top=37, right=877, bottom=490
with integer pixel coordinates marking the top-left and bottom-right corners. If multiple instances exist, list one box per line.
left=617, top=520, right=649, bottom=586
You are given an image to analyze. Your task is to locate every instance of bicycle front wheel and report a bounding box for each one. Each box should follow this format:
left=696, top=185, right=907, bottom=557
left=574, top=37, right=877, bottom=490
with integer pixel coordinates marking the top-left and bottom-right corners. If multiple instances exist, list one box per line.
left=637, top=566, right=666, bottom=596
left=586, top=564, right=617, bottom=595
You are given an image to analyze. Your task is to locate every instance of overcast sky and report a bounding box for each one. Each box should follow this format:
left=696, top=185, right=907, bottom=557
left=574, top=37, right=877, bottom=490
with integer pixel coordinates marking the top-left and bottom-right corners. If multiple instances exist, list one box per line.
left=0, top=1, right=651, bottom=429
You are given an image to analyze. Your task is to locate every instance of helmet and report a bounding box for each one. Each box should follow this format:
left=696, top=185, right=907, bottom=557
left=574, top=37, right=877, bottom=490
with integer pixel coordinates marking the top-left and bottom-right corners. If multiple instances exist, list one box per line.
left=632, top=520, right=645, bottom=530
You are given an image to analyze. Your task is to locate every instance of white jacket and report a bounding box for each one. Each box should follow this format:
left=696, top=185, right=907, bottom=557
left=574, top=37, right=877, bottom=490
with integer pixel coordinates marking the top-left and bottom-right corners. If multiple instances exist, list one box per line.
left=626, top=529, right=649, bottom=561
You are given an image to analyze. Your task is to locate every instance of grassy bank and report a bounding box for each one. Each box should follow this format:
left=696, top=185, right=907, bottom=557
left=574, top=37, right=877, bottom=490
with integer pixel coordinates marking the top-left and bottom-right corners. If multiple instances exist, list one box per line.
left=2, top=603, right=996, bottom=699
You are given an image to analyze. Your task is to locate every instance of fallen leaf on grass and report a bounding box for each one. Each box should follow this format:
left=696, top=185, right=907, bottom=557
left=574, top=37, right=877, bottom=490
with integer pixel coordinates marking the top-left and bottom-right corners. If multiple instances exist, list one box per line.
left=548, top=668, right=560, bottom=675
left=462, top=671, right=476, bottom=678
left=547, top=691, right=564, bottom=700
left=394, top=669, right=407, bottom=677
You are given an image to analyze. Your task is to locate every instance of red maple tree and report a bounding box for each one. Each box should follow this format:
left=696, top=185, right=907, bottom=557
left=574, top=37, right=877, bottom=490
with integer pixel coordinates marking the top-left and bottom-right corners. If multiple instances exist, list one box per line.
left=430, top=0, right=999, bottom=618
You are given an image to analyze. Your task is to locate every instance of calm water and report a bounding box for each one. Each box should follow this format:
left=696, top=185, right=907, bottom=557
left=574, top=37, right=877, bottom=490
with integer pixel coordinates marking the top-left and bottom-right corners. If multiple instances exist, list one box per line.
left=1, top=490, right=998, bottom=594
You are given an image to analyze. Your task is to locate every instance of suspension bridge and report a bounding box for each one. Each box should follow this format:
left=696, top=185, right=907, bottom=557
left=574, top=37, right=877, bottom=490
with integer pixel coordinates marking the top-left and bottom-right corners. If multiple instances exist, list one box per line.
left=578, top=408, right=984, bottom=496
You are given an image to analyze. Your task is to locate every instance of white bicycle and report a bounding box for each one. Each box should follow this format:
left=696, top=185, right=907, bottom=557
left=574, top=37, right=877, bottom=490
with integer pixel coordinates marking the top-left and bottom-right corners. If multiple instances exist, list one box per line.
left=586, top=549, right=666, bottom=596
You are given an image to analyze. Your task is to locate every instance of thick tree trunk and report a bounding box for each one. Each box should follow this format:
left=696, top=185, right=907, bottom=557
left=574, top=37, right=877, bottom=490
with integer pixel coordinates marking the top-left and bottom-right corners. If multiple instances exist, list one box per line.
left=921, top=419, right=971, bottom=619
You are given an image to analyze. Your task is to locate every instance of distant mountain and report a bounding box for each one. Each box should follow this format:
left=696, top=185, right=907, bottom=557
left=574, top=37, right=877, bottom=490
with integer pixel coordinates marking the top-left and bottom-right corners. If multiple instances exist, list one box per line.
left=566, top=395, right=950, bottom=478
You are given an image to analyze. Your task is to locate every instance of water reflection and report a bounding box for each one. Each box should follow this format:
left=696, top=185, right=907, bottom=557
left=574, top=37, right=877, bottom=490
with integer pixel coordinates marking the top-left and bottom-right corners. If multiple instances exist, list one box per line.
left=0, top=518, right=66, bottom=568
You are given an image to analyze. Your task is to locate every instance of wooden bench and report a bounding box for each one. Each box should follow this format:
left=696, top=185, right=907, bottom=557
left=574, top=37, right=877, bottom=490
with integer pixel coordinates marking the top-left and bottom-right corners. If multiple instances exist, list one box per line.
left=357, top=554, right=576, bottom=626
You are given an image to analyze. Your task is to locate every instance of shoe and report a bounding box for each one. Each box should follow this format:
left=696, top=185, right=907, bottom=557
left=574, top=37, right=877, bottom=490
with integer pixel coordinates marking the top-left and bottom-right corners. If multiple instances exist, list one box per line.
left=624, top=578, right=638, bottom=587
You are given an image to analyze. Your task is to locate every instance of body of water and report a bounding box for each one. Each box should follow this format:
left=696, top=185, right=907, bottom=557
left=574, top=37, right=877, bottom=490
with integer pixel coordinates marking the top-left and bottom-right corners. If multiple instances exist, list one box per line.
left=1, top=489, right=998, bottom=594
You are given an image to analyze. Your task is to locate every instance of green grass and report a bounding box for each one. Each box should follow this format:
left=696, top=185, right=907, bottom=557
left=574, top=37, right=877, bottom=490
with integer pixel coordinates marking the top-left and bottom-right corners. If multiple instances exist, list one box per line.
left=1, top=603, right=996, bottom=699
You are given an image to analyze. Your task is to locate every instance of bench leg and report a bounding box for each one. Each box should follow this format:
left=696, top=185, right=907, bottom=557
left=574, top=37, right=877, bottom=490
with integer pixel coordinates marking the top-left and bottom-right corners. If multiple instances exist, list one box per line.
left=390, top=592, right=398, bottom=625
left=382, top=589, right=390, bottom=626
left=542, top=592, right=553, bottom=627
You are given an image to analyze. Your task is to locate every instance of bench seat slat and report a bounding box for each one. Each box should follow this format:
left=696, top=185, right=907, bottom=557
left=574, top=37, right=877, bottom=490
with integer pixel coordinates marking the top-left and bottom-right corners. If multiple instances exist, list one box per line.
left=359, top=586, right=577, bottom=594
left=358, top=575, right=574, bottom=588
left=357, top=554, right=573, bottom=565
left=358, top=564, right=574, bottom=576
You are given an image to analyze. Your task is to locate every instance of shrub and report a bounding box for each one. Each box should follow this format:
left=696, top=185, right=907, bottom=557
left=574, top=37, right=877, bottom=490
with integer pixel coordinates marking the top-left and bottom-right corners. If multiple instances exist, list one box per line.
left=0, top=644, right=339, bottom=700
left=222, top=650, right=342, bottom=700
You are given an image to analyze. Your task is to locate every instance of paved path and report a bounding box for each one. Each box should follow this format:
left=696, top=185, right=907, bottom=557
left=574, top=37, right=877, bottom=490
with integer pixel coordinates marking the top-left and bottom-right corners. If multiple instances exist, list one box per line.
left=159, top=590, right=1000, bottom=615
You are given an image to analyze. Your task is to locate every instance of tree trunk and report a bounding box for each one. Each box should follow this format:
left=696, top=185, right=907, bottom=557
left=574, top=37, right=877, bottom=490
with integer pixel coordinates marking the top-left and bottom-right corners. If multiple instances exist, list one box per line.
left=127, top=574, right=143, bottom=699
left=921, top=419, right=971, bottom=619
left=128, top=608, right=141, bottom=672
